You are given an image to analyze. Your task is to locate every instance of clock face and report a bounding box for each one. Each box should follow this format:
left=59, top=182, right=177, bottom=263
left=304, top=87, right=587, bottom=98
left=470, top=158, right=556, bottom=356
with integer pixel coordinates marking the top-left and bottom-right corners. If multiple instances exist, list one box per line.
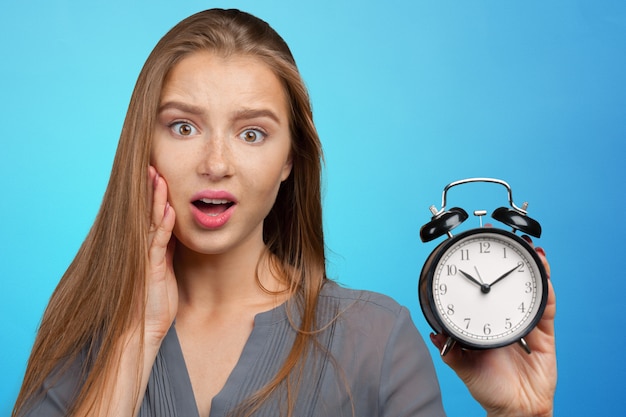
left=427, top=229, right=547, bottom=348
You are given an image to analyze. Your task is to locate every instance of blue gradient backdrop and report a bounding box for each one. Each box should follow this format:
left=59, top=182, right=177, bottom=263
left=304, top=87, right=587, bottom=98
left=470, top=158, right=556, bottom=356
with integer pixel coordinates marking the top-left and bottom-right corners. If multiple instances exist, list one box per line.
left=1, top=1, right=625, bottom=415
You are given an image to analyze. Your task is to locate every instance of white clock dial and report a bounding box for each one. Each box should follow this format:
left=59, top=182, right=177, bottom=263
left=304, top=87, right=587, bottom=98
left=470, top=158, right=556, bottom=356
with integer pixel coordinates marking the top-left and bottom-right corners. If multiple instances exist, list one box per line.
left=430, top=230, right=545, bottom=348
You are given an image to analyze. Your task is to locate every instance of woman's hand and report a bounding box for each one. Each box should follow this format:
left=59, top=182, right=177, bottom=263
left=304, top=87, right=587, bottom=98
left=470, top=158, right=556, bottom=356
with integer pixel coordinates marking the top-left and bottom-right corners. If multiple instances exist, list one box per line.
left=73, top=169, right=179, bottom=417
left=144, top=166, right=178, bottom=346
left=431, top=241, right=556, bottom=417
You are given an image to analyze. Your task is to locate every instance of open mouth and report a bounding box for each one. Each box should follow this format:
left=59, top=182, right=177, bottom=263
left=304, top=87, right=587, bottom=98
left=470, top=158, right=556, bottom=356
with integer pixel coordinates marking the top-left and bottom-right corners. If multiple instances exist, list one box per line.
left=192, top=198, right=235, bottom=217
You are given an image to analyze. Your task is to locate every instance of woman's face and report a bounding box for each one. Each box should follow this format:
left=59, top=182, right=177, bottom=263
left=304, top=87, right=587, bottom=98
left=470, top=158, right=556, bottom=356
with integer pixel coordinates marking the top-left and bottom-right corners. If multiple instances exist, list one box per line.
left=151, top=51, right=292, bottom=256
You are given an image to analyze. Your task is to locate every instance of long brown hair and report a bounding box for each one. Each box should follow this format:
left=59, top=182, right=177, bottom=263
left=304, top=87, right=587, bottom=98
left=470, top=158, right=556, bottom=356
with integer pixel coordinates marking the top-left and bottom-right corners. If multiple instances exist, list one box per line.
left=13, top=9, right=326, bottom=417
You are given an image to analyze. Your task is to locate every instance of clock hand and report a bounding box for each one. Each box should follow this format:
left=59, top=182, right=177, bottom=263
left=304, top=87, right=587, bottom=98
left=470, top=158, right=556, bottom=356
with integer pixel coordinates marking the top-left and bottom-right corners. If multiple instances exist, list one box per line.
left=489, top=264, right=521, bottom=288
left=458, top=269, right=483, bottom=288
left=474, top=266, right=485, bottom=284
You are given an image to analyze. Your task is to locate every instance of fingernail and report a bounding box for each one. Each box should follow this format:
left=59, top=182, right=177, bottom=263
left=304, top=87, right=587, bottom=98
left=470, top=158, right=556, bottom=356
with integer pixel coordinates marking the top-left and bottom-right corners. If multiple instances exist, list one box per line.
left=153, top=171, right=160, bottom=188
left=522, top=235, right=532, bottom=244
left=164, top=202, right=170, bottom=215
left=535, top=247, right=546, bottom=257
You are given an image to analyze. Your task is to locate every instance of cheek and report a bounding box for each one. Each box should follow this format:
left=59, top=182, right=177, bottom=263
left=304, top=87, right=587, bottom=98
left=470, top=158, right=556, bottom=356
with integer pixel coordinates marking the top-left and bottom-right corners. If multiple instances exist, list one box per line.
left=150, top=141, right=166, bottom=176
left=280, top=157, right=293, bottom=182
left=150, top=157, right=185, bottom=204
left=262, top=154, right=292, bottom=188
left=151, top=140, right=185, bottom=181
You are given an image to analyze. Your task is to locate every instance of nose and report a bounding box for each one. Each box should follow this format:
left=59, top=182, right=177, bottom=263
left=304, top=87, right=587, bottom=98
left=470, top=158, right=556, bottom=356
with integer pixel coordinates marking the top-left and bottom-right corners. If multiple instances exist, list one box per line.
left=199, top=134, right=233, bottom=180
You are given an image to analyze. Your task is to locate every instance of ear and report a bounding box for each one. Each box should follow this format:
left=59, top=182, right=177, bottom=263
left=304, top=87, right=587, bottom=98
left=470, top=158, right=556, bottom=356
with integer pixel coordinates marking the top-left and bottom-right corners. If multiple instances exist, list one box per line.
left=280, top=155, right=293, bottom=182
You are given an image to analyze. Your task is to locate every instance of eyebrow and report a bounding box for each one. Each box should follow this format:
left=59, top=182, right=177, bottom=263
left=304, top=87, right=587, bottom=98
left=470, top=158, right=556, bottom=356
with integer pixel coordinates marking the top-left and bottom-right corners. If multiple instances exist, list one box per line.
left=232, top=108, right=282, bottom=125
left=158, top=101, right=204, bottom=115
left=157, top=102, right=283, bottom=125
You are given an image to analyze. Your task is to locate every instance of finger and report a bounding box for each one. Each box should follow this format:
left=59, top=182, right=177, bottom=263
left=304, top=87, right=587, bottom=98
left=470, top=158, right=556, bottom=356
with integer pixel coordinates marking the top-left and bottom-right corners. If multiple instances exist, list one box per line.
left=521, top=273, right=555, bottom=358
left=148, top=201, right=176, bottom=274
left=150, top=169, right=169, bottom=238
left=429, top=332, right=446, bottom=352
left=544, top=279, right=556, bottom=320
left=165, top=233, right=177, bottom=264
left=148, top=165, right=157, bottom=186
left=522, top=234, right=534, bottom=248
left=522, top=234, right=551, bottom=280
left=517, top=237, right=556, bottom=345
left=530, top=243, right=554, bottom=328
left=520, top=235, right=552, bottom=311
left=147, top=167, right=176, bottom=269
left=534, top=246, right=551, bottom=280
left=535, top=278, right=556, bottom=333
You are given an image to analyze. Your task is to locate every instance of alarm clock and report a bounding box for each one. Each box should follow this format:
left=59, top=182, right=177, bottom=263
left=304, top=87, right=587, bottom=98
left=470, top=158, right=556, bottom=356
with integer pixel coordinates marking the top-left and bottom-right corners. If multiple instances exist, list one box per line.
left=418, top=178, right=548, bottom=356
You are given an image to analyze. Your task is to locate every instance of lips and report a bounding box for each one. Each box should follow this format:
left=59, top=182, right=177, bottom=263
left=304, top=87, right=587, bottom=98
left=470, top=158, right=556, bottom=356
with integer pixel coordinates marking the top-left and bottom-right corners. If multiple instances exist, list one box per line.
left=190, top=191, right=237, bottom=229
left=193, top=198, right=235, bottom=216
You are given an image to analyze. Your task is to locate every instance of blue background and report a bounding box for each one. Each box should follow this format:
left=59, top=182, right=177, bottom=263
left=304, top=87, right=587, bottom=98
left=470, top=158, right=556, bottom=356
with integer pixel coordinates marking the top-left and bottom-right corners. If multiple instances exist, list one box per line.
left=1, top=1, right=625, bottom=415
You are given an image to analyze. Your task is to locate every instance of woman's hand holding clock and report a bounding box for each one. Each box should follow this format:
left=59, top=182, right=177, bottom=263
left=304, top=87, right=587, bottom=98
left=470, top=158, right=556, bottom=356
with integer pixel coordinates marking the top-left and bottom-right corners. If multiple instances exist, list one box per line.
left=431, top=239, right=556, bottom=417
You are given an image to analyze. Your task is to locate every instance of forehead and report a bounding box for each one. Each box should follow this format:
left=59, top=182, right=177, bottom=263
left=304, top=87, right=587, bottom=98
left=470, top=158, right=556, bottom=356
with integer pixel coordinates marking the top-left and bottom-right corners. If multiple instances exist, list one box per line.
left=160, top=51, right=289, bottom=117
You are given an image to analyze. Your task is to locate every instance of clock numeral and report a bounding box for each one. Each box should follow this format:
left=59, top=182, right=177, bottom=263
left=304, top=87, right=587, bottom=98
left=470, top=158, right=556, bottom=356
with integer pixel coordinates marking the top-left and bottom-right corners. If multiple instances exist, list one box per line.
left=464, top=318, right=471, bottom=329
left=503, top=247, right=507, bottom=258
left=524, top=281, right=533, bottom=293
left=479, top=242, right=491, bottom=254
left=460, top=249, right=470, bottom=261
left=504, top=318, right=512, bottom=329
left=439, top=283, right=448, bottom=295
left=483, top=323, right=492, bottom=335
left=446, top=304, right=455, bottom=315
left=517, top=261, right=525, bottom=272
left=518, top=302, right=526, bottom=313
left=446, top=265, right=457, bottom=276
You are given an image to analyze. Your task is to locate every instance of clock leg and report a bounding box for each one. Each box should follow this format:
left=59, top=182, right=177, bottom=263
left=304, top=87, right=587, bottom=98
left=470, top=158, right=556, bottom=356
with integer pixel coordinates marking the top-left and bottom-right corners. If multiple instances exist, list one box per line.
left=518, top=337, right=531, bottom=354
left=441, top=336, right=456, bottom=356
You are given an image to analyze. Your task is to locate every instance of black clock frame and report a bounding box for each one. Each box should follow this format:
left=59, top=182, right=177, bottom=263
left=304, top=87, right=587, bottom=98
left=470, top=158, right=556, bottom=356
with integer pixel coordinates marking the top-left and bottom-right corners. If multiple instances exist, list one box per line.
left=418, top=227, right=549, bottom=352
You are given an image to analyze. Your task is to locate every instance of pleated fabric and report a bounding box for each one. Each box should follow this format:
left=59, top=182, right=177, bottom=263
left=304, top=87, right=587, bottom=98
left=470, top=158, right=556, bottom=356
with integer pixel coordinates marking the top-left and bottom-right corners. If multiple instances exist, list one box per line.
left=22, top=281, right=445, bottom=417
left=139, top=346, right=178, bottom=417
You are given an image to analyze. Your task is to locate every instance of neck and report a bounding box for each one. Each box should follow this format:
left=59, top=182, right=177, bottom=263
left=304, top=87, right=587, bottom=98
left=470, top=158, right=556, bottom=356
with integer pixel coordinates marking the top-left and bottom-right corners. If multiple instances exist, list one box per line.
left=173, top=240, right=288, bottom=316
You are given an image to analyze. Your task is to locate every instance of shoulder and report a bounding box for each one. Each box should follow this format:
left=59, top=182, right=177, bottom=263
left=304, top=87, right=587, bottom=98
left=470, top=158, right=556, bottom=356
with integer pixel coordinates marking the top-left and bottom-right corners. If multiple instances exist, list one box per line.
left=319, top=279, right=408, bottom=318
left=317, top=280, right=418, bottom=343
left=316, top=280, right=445, bottom=416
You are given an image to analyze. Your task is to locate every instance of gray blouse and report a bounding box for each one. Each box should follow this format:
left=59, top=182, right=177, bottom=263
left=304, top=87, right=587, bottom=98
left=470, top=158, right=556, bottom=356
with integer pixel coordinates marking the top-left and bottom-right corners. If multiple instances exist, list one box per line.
left=23, top=281, right=446, bottom=417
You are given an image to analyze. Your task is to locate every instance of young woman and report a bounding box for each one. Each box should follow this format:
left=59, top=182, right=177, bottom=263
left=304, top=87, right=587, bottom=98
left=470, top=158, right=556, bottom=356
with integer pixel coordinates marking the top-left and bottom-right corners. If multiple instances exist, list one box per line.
left=12, top=9, right=556, bottom=417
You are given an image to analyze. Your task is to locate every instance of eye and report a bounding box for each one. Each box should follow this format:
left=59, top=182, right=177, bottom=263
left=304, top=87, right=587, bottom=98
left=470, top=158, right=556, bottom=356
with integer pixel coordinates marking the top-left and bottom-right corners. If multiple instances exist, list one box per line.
left=169, top=121, right=198, bottom=137
left=239, top=128, right=267, bottom=144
